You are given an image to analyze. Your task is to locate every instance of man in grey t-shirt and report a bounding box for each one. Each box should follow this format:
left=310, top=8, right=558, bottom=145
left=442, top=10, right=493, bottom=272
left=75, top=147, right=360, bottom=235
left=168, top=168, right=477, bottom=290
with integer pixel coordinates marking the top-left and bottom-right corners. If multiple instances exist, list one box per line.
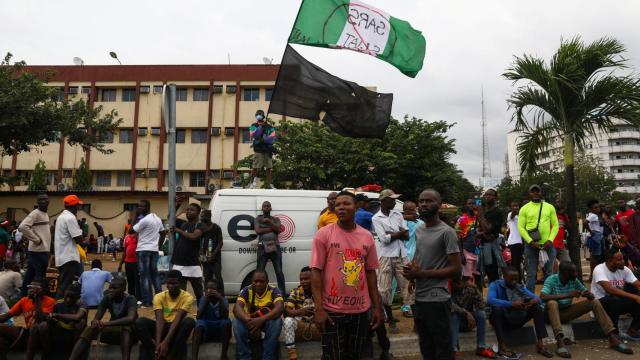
left=403, top=189, right=461, bottom=360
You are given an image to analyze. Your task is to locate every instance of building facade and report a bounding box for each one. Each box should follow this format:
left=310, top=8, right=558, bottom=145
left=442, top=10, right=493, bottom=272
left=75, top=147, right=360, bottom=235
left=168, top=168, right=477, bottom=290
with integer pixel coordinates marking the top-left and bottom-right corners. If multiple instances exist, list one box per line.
left=0, top=64, right=289, bottom=195
left=506, top=120, right=640, bottom=194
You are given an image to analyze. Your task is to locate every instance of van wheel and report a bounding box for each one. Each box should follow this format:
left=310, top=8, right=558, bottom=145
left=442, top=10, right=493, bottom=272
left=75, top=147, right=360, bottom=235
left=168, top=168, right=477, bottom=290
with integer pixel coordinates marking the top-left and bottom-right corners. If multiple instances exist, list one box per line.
left=241, top=271, right=254, bottom=290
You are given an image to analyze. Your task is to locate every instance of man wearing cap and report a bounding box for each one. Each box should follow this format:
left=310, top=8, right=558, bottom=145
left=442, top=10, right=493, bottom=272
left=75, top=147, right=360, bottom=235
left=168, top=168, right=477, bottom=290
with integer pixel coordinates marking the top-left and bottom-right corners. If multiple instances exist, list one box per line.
left=54, top=195, right=85, bottom=298
left=18, top=194, right=51, bottom=295
left=354, top=193, right=373, bottom=231
left=372, top=189, right=410, bottom=322
left=518, top=185, right=559, bottom=292
left=249, top=109, right=276, bottom=189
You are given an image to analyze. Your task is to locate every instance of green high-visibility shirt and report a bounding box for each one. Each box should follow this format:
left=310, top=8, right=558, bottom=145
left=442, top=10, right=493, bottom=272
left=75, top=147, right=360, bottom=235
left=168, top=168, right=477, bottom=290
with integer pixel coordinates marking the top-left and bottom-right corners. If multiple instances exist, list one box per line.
left=517, top=201, right=559, bottom=244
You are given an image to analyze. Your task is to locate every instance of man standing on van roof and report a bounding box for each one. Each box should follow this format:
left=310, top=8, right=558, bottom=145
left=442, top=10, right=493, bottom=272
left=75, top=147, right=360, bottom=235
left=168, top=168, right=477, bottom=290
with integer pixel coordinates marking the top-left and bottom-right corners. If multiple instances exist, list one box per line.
left=317, top=192, right=338, bottom=229
left=250, top=109, right=276, bottom=189
left=372, top=189, right=410, bottom=322
left=255, top=201, right=286, bottom=293
left=310, top=191, right=382, bottom=359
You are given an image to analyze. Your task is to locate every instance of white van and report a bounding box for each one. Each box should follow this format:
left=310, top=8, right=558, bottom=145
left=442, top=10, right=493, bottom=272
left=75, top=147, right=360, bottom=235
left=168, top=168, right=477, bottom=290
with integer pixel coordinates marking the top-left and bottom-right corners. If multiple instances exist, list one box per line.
left=209, top=188, right=398, bottom=296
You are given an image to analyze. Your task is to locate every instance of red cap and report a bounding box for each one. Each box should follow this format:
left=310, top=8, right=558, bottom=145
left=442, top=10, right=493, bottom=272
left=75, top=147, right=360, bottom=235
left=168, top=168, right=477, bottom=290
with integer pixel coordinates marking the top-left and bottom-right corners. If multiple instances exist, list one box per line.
left=63, top=194, right=83, bottom=206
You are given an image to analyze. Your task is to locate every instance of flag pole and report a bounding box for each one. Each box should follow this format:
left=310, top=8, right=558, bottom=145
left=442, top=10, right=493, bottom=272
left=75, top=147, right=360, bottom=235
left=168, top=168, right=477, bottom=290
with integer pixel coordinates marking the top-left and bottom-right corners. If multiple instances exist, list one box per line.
left=266, top=0, right=305, bottom=120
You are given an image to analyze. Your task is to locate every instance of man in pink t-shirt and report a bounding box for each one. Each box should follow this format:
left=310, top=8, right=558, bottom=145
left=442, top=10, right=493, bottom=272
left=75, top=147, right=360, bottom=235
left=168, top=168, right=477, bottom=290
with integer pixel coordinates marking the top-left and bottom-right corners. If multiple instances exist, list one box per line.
left=310, top=191, right=382, bottom=359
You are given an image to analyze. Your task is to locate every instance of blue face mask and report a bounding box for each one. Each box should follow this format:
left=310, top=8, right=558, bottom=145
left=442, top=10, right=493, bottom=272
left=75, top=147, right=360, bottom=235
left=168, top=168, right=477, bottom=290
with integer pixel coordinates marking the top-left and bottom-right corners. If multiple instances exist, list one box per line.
left=256, top=115, right=264, bottom=121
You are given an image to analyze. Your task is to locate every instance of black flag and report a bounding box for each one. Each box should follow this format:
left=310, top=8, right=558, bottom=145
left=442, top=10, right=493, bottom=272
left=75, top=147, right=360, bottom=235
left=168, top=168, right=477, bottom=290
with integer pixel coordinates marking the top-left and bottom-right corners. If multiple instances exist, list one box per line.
left=268, top=45, right=393, bottom=139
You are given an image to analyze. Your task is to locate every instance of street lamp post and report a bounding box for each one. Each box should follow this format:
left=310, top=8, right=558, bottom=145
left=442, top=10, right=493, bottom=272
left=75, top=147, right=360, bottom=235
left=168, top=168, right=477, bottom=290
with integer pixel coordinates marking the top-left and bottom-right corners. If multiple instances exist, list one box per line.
left=109, top=51, right=122, bottom=65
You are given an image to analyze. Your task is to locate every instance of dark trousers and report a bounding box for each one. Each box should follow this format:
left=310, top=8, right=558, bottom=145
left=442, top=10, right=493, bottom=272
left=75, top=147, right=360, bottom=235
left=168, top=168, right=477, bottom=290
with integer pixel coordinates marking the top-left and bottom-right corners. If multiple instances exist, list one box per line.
left=484, top=265, right=500, bottom=284
left=124, top=262, right=140, bottom=300
left=203, top=259, right=224, bottom=295
left=57, top=260, right=81, bottom=298
left=414, top=301, right=454, bottom=360
left=256, top=245, right=286, bottom=293
left=599, top=286, right=640, bottom=331
left=179, top=277, right=203, bottom=302
left=22, top=251, right=49, bottom=296
left=490, top=306, right=548, bottom=343
left=508, top=243, right=524, bottom=282
left=135, top=317, right=195, bottom=360
left=321, top=311, right=369, bottom=360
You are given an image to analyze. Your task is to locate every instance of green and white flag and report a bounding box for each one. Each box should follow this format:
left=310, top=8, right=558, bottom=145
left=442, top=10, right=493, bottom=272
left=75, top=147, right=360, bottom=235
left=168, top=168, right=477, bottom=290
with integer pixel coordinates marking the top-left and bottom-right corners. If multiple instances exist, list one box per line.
left=289, top=0, right=426, bottom=78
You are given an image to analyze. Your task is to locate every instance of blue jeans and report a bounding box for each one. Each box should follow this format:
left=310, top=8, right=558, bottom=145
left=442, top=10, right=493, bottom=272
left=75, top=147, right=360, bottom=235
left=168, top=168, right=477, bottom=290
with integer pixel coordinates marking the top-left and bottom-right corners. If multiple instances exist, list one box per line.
left=21, top=251, right=49, bottom=296
left=524, top=244, right=557, bottom=292
left=137, top=251, right=161, bottom=305
left=233, top=317, right=282, bottom=360
left=450, top=309, right=487, bottom=352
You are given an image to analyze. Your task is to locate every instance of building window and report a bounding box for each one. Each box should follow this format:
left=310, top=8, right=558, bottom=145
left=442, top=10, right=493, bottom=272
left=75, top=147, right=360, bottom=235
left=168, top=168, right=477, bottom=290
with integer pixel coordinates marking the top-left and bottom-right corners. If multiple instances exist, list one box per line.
left=164, top=171, right=184, bottom=186
left=176, top=129, right=186, bottom=143
left=193, top=88, right=208, bottom=101
left=98, top=131, right=114, bottom=144
left=148, top=170, right=158, bottom=178
left=265, top=88, right=273, bottom=101
left=117, top=171, right=131, bottom=187
left=46, top=171, right=56, bottom=186
left=151, top=127, right=161, bottom=136
left=135, top=169, right=147, bottom=178
left=119, top=129, right=133, bottom=144
left=176, top=88, right=187, bottom=101
left=62, top=169, right=73, bottom=179
left=190, top=171, right=206, bottom=187
left=243, top=88, right=259, bottom=101
left=191, top=129, right=208, bottom=143
left=240, top=128, right=252, bottom=143
left=101, top=89, right=116, bottom=102
left=95, top=171, right=111, bottom=186
left=122, top=88, right=136, bottom=102
left=153, top=85, right=163, bottom=94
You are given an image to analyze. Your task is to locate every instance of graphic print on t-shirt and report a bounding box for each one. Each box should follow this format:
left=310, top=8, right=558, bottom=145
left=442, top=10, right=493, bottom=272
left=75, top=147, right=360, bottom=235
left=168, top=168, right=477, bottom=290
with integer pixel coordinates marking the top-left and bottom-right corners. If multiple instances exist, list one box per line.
left=328, top=247, right=366, bottom=303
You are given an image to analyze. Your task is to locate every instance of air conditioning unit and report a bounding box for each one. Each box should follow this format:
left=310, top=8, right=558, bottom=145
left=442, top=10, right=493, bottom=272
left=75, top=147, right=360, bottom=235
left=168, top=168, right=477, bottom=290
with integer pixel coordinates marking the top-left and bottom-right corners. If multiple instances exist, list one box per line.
left=223, top=171, right=233, bottom=179
left=211, top=127, right=221, bottom=136
left=150, top=128, right=161, bottom=136
left=140, top=86, right=150, bottom=94
left=175, top=185, right=184, bottom=192
left=153, top=85, right=163, bottom=94
left=226, top=85, right=237, bottom=94
left=81, top=87, right=91, bottom=94
left=57, top=183, right=67, bottom=191
left=68, top=87, right=79, bottom=94
left=138, top=128, right=148, bottom=136
left=224, top=128, right=235, bottom=136
left=212, top=85, right=223, bottom=94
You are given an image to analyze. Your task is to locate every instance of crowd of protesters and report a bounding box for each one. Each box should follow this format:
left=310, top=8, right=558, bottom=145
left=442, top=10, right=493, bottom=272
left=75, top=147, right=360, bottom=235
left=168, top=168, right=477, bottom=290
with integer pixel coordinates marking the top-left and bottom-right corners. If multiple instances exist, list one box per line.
left=1, top=186, right=640, bottom=360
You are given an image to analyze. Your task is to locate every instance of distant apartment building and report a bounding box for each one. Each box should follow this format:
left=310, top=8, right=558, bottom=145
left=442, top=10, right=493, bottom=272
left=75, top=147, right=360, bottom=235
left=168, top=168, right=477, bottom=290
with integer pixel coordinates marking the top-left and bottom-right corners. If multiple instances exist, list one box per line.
left=506, top=119, right=640, bottom=194
left=0, top=64, right=291, bottom=194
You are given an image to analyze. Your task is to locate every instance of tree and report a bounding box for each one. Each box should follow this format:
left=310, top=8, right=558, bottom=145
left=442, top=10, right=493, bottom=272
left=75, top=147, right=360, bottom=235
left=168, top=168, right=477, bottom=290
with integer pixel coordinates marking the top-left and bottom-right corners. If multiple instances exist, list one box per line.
left=0, top=53, right=121, bottom=181
left=73, top=158, right=92, bottom=191
left=497, top=153, right=617, bottom=213
left=28, top=159, right=47, bottom=191
left=503, top=36, right=640, bottom=276
left=235, top=116, right=477, bottom=204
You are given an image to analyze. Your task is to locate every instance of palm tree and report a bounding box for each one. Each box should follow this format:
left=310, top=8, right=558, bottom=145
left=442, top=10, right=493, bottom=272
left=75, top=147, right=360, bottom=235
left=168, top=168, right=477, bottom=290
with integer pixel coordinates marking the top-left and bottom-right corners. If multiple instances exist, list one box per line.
left=503, top=36, right=640, bottom=277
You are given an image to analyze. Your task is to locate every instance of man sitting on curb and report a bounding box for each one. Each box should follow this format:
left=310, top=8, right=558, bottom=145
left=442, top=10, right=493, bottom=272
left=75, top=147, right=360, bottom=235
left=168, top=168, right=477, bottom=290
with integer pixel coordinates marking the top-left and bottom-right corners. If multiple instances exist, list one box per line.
left=487, top=266, right=553, bottom=359
left=0, top=278, right=55, bottom=360
left=69, top=277, right=138, bottom=360
left=591, top=248, right=640, bottom=341
left=283, top=266, right=317, bottom=360
left=192, top=279, right=231, bottom=360
left=136, top=270, right=196, bottom=360
left=541, top=261, right=632, bottom=356
left=233, top=270, right=284, bottom=360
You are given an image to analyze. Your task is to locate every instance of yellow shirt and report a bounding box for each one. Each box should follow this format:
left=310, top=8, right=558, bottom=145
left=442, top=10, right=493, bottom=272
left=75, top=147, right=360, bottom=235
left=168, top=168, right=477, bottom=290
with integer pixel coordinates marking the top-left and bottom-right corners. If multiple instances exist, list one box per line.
left=153, top=290, right=194, bottom=322
left=317, top=210, right=338, bottom=229
left=236, top=285, right=284, bottom=314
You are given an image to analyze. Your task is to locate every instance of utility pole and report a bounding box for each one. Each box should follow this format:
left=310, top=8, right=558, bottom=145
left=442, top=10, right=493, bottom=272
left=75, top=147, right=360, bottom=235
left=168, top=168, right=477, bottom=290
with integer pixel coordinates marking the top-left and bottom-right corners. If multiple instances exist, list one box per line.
left=481, top=86, right=491, bottom=178
left=163, top=84, right=177, bottom=258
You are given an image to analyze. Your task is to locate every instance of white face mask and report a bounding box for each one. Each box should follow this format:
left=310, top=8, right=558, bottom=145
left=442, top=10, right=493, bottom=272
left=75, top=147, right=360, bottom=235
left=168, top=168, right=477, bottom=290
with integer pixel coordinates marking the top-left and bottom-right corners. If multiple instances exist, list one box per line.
left=256, top=114, right=264, bottom=121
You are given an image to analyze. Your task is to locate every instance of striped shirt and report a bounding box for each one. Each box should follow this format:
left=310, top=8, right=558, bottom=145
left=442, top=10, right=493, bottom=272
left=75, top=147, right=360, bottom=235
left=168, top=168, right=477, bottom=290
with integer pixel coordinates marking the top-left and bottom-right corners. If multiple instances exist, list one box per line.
left=541, top=274, right=587, bottom=308
left=286, top=285, right=312, bottom=310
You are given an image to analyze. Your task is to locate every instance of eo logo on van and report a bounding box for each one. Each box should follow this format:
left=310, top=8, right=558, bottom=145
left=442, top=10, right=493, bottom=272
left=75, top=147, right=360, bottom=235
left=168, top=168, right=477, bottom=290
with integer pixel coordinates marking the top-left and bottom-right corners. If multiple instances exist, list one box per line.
left=227, top=214, right=296, bottom=243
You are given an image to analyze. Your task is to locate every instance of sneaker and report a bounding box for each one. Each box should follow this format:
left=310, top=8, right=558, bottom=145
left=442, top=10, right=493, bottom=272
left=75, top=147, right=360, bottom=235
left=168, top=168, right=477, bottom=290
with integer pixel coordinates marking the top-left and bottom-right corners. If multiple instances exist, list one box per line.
left=287, top=347, right=298, bottom=360
left=476, top=347, right=497, bottom=359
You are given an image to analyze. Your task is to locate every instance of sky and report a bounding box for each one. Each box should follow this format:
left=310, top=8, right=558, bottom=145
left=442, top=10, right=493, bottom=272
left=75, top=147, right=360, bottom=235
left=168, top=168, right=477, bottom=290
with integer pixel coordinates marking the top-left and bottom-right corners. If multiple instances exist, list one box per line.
left=2, top=0, right=640, bottom=185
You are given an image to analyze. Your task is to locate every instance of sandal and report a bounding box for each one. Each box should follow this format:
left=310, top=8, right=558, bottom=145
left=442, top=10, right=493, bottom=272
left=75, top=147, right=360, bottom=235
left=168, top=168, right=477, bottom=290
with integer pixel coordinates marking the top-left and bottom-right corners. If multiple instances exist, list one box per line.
left=611, top=343, right=634, bottom=355
left=555, top=347, right=571, bottom=358
left=498, top=350, right=518, bottom=359
left=537, top=347, right=554, bottom=358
